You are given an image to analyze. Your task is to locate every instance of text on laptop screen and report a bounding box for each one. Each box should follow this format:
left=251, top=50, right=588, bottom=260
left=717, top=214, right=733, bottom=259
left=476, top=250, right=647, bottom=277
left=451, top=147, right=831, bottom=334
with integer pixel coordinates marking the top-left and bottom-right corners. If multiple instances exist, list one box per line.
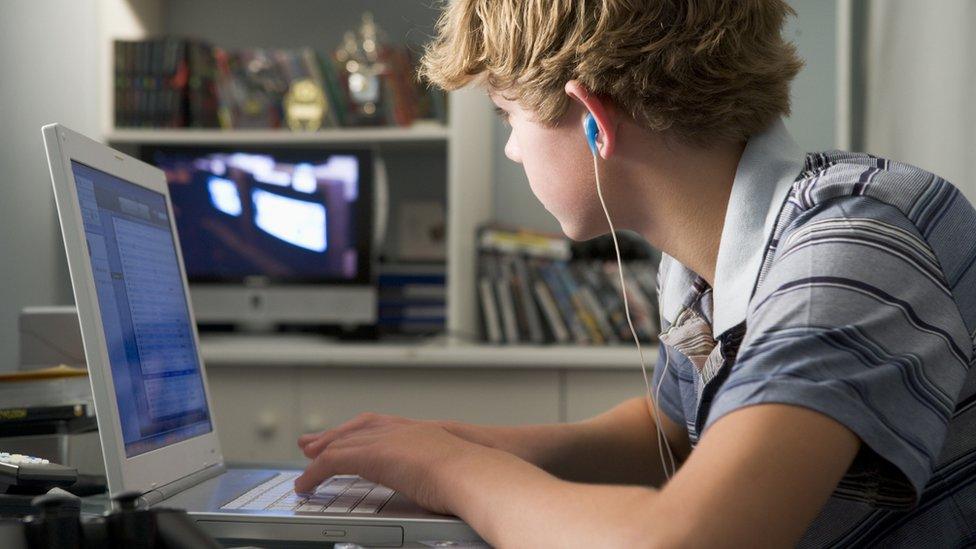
left=71, top=161, right=212, bottom=458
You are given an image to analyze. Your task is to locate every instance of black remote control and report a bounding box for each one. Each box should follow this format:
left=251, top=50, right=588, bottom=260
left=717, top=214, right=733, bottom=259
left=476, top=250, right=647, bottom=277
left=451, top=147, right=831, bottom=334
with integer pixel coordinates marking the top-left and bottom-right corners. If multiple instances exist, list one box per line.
left=0, top=453, right=77, bottom=494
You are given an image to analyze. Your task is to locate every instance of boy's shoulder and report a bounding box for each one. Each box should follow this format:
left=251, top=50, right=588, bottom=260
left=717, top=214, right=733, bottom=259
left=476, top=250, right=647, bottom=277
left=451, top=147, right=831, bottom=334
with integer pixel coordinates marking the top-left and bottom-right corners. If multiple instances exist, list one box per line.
left=788, top=151, right=961, bottom=222
left=762, top=149, right=976, bottom=338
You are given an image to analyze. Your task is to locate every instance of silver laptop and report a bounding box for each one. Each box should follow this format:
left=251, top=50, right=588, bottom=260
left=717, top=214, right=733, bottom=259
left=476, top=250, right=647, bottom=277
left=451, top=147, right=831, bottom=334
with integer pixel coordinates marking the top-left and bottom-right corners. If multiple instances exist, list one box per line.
left=42, top=124, right=479, bottom=546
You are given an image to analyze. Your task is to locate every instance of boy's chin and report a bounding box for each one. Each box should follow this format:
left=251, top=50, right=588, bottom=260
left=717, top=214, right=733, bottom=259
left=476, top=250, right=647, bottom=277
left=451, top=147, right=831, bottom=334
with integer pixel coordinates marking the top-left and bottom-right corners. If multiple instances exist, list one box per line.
left=558, top=219, right=608, bottom=243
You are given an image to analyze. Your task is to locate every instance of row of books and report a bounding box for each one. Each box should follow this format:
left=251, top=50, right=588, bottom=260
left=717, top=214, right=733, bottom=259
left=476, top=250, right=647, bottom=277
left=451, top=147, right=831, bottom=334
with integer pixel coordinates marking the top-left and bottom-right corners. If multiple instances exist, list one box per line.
left=477, top=228, right=660, bottom=345
left=113, top=38, right=446, bottom=130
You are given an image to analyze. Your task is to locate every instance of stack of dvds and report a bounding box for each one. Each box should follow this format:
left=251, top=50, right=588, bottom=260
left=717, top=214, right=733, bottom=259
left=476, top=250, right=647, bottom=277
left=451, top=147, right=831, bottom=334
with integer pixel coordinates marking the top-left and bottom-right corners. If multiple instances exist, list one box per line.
left=376, top=263, right=447, bottom=337
left=477, top=226, right=660, bottom=346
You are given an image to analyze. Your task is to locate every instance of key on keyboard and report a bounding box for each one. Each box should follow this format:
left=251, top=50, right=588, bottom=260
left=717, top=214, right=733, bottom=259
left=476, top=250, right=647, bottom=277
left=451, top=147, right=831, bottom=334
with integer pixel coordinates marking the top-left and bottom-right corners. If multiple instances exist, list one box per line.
left=221, top=473, right=395, bottom=514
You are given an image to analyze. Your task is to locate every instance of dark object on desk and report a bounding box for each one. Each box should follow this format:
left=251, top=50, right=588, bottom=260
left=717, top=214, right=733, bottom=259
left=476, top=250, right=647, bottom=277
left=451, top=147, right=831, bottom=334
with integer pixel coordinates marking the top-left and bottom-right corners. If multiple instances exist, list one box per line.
left=0, top=455, right=77, bottom=495
left=0, top=413, right=95, bottom=439
left=0, top=473, right=105, bottom=517
left=0, top=489, right=223, bottom=549
left=0, top=405, right=86, bottom=425
left=0, top=416, right=96, bottom=440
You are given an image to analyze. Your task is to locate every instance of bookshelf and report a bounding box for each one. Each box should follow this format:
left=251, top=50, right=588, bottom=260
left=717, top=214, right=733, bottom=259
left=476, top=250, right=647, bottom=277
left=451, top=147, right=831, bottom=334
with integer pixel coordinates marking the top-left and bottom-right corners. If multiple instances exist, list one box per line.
left=95, top=0, right=654, bottom=364
left=97, top=0, right=495, bottom=348
left=91, top=1, right=654, bottom=463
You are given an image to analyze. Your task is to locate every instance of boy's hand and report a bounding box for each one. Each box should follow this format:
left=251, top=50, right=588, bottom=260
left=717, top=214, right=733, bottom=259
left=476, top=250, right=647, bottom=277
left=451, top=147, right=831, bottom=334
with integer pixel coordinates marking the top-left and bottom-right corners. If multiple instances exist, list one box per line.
left=299, top=412, right=426, bottom=459
left=298, top=412, right=500, bottom=460
left=295, top=416, right=483, bottom=515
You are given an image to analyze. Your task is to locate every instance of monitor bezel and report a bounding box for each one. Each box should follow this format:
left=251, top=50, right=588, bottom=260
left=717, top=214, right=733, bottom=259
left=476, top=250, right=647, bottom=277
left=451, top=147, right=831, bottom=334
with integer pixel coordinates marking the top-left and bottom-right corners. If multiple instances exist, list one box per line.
left=43, top=124, right=224, bottom=497
left=139, top=144, right=375, bottom=286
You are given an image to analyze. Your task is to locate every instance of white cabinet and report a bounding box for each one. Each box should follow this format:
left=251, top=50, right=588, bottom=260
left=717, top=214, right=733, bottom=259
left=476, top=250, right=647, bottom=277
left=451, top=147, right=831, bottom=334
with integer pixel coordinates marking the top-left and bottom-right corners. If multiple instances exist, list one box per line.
left=203, top=354, right=650, bottom=463
left=206, top=367, right=303, bottom=462
left=296, top=367, right=562, bottom=435
left=564, top=369, right=647, bottom=423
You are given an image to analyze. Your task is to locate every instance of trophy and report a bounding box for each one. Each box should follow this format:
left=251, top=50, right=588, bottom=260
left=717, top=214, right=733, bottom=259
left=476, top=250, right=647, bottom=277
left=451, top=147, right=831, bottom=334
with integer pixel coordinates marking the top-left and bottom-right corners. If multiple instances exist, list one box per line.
left=283, top=77, right=327, bottom=131
left=335, top=12, right=389, bottom=126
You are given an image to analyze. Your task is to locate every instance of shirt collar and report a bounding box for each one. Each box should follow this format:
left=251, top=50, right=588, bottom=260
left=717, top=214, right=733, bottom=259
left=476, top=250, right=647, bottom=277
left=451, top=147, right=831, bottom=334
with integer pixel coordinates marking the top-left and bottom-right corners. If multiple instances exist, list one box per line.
left=659, top=118, right=805, bottom=337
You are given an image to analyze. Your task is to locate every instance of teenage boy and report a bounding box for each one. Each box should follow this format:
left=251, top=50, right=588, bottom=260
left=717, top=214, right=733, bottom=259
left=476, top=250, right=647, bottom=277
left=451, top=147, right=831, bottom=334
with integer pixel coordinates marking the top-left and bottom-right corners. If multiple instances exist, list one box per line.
left=296, top=1, right=976, bottom=546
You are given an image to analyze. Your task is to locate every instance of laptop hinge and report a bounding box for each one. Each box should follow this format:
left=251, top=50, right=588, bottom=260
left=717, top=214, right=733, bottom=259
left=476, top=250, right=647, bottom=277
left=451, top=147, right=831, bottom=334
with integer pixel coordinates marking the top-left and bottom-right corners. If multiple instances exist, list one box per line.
left=139, top=462, right=227, bottom=507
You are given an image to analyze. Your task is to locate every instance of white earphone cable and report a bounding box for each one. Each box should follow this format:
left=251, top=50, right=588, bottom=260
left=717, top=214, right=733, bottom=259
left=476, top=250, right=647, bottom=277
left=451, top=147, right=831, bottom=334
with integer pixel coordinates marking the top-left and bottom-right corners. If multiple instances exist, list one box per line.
left=592, top=152, right=677, bottom=481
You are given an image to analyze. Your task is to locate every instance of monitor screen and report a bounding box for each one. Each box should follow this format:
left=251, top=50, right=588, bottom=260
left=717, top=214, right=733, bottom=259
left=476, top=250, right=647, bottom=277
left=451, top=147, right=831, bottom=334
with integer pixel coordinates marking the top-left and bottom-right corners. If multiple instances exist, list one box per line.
left=71, top=161, right=212, bottom=458
left=144, top=146, right=372, bottom=284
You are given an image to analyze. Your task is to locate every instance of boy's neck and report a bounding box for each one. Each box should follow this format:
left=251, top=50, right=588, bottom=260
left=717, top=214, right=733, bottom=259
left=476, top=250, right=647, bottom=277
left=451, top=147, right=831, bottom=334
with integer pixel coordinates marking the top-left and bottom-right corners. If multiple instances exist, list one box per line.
left=623, top=134, right=746, bottom=287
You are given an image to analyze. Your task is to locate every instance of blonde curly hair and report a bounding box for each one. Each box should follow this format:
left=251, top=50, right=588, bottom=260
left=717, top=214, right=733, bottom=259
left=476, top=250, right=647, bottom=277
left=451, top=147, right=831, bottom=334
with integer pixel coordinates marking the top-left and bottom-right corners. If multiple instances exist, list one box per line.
left=419, top=0, right=803, bottom=145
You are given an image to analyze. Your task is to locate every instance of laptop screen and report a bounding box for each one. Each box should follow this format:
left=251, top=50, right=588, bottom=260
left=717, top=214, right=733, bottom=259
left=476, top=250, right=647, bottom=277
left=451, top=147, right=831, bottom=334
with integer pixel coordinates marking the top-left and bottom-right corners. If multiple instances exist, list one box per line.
left=71, top=161, right=212, bottom=458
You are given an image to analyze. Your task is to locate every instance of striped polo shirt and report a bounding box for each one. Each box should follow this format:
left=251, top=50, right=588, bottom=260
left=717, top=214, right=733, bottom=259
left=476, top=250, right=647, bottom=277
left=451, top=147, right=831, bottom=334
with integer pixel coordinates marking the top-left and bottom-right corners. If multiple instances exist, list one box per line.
left=651, top=119, right=976, bottom=546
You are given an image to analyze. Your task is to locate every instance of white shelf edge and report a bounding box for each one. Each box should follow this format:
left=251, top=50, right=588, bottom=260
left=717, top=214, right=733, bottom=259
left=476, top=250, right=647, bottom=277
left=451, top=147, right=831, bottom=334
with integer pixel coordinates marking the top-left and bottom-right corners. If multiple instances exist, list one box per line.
left=200, top=335, right=656, bottom=370
left=105, top=124, right=450, bottom=145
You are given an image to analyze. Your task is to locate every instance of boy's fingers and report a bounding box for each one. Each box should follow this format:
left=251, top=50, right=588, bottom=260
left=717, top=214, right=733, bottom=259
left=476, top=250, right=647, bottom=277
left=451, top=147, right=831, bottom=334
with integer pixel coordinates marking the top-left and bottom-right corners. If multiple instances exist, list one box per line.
left=298, top=416, right=369, bottom=454
left=298, top=431, right=327, bottom=448
left=295, top=448, right=353, bottom=495
left=302, top=415, right=401, bottom=458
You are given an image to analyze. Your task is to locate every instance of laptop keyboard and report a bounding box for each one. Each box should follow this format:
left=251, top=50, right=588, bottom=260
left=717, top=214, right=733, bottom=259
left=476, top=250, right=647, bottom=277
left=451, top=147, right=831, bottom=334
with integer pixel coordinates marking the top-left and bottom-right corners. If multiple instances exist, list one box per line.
left=221, top=472, right=395, bottom=514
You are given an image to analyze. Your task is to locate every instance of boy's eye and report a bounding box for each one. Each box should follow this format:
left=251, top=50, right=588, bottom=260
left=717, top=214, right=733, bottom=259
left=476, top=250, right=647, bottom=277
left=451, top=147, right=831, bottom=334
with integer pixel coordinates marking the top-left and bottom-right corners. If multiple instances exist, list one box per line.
left=493, top=106, right=510, bottom=124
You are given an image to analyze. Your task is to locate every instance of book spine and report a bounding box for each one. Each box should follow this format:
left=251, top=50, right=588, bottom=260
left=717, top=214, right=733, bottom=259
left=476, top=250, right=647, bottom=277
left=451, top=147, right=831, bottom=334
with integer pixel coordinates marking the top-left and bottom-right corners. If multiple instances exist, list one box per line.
left=582, top=262, right=630, bottom=341
left=532, top=276, right=570, bottom=344
left=621, top=266, right=659, bottom=341
left=632, top=261, right=661, bottom=334
left=512, top=256, right=545, bottom=344
left=554, top=262, right=604, bottom=345
left=540, top=262, right=590, bottom=344
left=580, top=284, right=619, bottom=344
left=113, top=40, right=125, bottom=127
left=604, top=263, right=655, bottom=342
left=495, top=256, right=520, bottom=344
left=573, top=263, right=619, bottom=343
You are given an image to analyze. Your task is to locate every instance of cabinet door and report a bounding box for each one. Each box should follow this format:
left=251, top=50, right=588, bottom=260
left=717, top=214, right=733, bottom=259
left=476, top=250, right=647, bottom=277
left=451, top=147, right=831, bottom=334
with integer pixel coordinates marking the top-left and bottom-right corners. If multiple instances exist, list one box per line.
left=297, top=367, right=561, bottom=435
left=206, top=367, right=302, bottom=462
left=564, top=369, right=645, bottom=423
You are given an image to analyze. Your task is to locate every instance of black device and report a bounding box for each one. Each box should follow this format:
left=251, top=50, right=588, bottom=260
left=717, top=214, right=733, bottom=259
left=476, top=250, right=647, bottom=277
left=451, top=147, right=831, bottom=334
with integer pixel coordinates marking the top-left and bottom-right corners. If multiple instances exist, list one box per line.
left=0, top=490, right=221, bottom=549
left=0, top=454, right=77, bottom=495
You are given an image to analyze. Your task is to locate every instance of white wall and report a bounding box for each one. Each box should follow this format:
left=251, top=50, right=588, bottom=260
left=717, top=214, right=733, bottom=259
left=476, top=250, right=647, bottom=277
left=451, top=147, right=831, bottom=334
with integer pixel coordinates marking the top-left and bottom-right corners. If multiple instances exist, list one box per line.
left=863, top=0, right=976, bottom=202
left=0, top=0, right=101, bottom=371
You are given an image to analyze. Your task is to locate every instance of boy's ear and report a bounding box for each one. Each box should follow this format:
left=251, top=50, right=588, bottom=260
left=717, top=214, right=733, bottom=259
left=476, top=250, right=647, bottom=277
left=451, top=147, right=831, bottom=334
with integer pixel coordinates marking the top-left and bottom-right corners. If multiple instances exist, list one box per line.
left=564, top=80, right=616, bottom=160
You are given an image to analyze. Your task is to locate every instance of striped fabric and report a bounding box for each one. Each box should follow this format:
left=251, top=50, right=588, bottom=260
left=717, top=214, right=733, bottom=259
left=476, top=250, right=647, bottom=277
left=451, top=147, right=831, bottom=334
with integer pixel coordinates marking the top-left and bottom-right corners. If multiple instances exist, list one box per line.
left=653, top=151, right=976, bottom=546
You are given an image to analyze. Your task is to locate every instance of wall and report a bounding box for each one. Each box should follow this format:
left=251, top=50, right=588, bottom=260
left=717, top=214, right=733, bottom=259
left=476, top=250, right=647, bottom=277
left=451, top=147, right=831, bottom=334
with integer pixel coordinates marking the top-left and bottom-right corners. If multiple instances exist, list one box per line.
left=862, top=0, right=975, bottom=202
left=492, top=0, right=842, bottom=231
left=0, top=0, right=101, bottom=371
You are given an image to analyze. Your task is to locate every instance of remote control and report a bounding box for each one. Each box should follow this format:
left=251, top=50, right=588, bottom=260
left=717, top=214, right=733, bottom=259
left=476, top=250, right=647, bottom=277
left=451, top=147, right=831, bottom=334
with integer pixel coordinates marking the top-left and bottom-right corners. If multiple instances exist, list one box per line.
left=0, top=453, right=77, bottom=493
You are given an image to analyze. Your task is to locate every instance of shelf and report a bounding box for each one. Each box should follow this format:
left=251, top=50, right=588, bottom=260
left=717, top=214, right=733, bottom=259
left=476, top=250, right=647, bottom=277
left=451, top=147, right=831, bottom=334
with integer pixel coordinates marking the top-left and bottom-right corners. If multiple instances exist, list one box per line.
left=105, top=124, right=450, bottom=146
left=199, top=335, right=657, bottom=370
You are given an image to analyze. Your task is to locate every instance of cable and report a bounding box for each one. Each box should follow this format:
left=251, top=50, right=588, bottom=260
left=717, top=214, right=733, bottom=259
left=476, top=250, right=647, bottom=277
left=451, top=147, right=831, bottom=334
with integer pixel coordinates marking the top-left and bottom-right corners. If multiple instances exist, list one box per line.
left=592, top=152, right=677, bottom=481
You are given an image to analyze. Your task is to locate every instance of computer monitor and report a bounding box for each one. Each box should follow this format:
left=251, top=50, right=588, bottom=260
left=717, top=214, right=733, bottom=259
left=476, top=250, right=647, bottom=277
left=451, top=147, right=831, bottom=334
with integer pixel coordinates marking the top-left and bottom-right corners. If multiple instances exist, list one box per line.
left=142, top=145, right=376, bottom=327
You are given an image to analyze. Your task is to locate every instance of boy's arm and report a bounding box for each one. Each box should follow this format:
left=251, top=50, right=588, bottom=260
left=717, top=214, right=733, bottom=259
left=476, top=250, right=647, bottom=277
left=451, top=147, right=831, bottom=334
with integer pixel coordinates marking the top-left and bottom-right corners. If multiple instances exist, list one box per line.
left=299, top=396, right=691, bottom=488
left=449, top=396, right=691, bottom=486
left=444, top=402, right=859, bottom=547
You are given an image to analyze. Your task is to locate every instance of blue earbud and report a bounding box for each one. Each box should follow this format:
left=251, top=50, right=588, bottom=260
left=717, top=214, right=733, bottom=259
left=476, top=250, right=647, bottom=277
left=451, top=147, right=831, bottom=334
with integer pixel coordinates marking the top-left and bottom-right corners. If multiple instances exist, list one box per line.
left=583, top=113, right=599, bottom=155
